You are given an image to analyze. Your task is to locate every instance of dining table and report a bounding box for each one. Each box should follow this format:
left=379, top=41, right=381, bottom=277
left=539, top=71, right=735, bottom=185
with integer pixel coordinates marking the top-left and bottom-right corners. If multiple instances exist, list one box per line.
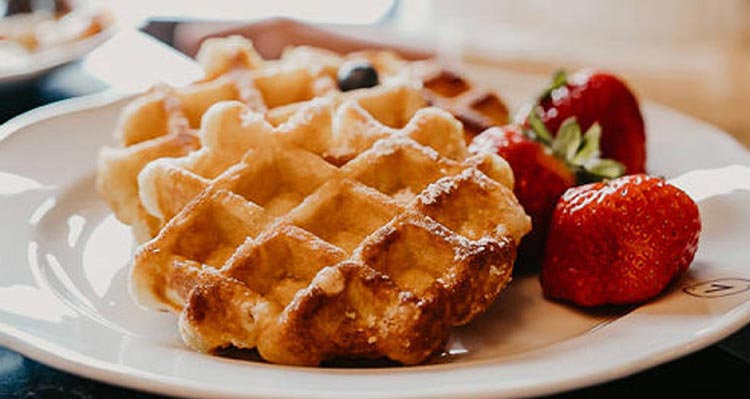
left=0, top=16, right=748, bottom=399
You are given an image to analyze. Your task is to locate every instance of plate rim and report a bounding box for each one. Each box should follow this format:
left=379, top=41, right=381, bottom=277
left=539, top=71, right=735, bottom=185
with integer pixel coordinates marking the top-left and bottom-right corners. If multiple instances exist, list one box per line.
left=1, top=91, right=749, bottom=399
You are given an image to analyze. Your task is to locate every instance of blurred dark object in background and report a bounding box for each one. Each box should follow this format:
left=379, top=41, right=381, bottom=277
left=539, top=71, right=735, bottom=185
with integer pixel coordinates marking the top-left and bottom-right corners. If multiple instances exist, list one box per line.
left=3, top=0, right=71, bottom=16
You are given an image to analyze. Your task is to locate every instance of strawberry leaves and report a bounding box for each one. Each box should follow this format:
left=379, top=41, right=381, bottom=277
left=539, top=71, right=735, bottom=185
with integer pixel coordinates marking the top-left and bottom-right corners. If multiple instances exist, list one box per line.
left=526, top=109, right=554, bottom=145
left=571, top=123, right=600, bottom=165
left=527, top=67, right=627, bottom=182
left=552, top=117, right=581, bottom=160
left=583, top=159, right=626, bottom=181
left=526, top=111, right=625, bottom=183
left=537, top=69, right=568, bottom=103
left=530, top=68, right=647, bottom=174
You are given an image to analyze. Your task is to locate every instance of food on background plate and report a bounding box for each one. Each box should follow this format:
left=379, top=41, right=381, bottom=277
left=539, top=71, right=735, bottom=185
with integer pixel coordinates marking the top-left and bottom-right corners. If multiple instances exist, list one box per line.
left=97, top=36, right=529, bottom=365
left=540, top=174, right=701, bottom=306
left=0, top=0, right=113, bottom=70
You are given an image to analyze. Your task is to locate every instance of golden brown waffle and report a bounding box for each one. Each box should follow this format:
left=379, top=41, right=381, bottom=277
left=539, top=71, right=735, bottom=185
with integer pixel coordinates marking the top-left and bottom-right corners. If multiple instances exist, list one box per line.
left=96, top=37, right=509, bottom=241
left=137, top=92, right=458, bottom=231
left=96, top=36, right=411, bottom=241
left=129, top=98, right=530, bottom=366
left=418, top=68, right=510, bottom=139
left=349, top=49, right=510, bottom=139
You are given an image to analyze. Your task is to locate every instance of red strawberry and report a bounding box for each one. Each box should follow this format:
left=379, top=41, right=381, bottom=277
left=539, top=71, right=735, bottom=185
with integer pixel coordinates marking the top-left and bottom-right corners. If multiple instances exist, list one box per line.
left=470, top=121, right=623, bottom=266
left=471, top=125, right=574, bottom=264
left=541, top=174, right=701, bottom=306
left=525, top=69, right=646, bottom=174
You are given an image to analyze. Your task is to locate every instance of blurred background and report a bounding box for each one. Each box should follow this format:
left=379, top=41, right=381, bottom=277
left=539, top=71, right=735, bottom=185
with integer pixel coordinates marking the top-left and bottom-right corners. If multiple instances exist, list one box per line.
left=123, top=0, right=750, bottom=146
left=0, top=0, right=750, bottom=146
left=1, top=0, right=749, bottom=146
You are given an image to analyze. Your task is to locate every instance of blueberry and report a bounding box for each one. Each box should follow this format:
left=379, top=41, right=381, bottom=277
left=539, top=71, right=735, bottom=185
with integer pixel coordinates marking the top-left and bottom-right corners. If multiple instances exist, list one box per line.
left=337, top=61, right=379, bottom=92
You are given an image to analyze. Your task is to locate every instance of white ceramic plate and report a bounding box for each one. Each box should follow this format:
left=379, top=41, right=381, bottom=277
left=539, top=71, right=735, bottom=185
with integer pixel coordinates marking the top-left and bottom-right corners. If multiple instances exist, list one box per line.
left=1, top=84, right=749, bottom=399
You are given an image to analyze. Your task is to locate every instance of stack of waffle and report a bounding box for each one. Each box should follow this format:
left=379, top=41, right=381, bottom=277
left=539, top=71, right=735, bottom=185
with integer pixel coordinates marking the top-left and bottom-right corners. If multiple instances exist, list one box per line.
left=96, top=36, right=529, bottom=366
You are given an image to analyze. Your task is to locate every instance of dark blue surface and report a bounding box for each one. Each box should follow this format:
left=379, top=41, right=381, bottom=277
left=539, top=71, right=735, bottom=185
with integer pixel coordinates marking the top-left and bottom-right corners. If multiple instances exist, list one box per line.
left=1, top=21, right=748, bottom=399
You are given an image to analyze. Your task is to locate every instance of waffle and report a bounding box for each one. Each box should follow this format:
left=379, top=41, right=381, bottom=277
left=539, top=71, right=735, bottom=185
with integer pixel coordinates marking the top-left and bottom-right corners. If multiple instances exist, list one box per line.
left=337, top=49, right=510, bottom=138
left=129, top=98, right=530, bottom=366
left=137, top=92, right=464, bottom=231
left=97, top=36, right=341, bottom=241
left=96, top=36, right=509, bottom=241
left=417, top=67, right=510, bottom=138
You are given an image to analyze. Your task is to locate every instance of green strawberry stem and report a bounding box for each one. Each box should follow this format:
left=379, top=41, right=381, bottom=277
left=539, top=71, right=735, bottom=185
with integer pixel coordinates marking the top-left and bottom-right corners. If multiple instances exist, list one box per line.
left=526, top=110, right=554, bottom=145
left=537, top=69, right=568, bottom=102
left=552, top=118, right=582, bottom=160
left=572, top=123, right=601, bottom=165
left=526, top=114, right=625, bottom=184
